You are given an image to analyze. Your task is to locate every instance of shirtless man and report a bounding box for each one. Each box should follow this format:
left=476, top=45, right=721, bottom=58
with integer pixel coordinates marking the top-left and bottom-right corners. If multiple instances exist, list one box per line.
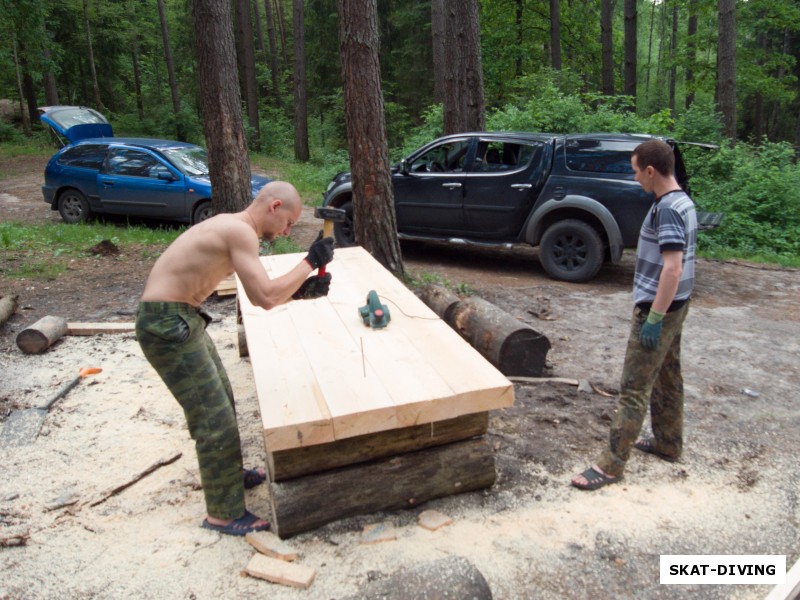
left=135, top=181, right=334, bottom=535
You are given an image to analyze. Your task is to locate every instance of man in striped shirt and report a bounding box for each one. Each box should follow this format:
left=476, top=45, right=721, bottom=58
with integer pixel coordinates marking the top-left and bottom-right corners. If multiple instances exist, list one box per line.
left=572, top=139, right=697, bottom=490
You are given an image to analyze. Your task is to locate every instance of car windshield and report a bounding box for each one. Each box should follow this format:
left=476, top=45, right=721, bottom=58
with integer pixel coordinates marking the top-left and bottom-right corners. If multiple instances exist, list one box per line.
left=161, top=146, right=209, bottom=176
left=45, top=107, right=108, bottom=129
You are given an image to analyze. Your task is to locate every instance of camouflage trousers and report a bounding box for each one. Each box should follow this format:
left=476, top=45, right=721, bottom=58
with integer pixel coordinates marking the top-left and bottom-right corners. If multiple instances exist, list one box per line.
left=597, top=302, right=690, bottom=477
left=135, top=302, right=245, bottom=520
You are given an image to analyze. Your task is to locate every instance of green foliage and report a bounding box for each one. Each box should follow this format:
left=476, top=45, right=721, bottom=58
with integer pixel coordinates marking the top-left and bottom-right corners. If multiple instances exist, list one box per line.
left=686, top=141, right=800, bottom=258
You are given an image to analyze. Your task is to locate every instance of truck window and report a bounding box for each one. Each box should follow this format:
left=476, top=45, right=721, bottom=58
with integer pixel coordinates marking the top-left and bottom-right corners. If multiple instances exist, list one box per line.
left=565, top=139, right=637, bottom=175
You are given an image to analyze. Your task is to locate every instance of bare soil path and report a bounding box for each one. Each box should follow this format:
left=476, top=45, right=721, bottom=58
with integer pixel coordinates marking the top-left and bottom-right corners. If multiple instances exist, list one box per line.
left=1, top=155, right=798, bottom=599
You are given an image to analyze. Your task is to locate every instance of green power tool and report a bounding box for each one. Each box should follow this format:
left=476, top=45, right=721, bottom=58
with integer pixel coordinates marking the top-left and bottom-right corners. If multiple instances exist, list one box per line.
left=359, top=290, right=391, bottom=329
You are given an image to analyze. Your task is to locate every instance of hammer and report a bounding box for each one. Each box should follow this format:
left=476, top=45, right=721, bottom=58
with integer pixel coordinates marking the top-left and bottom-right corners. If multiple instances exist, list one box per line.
left=313, top=206, right=347, bottom=276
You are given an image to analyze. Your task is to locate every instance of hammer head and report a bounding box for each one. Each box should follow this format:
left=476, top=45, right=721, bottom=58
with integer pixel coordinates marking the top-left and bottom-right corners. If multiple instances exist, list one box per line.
left=314, top=206, right=347, bottom=223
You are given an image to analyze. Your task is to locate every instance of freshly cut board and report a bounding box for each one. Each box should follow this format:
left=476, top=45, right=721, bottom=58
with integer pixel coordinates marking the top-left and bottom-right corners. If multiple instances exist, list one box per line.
left=237, top=246, right=514, bottom=451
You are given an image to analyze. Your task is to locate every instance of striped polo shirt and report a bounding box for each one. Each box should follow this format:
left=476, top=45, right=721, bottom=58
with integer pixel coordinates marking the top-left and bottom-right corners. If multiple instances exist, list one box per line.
left=633, top=189, right=697, bottom=307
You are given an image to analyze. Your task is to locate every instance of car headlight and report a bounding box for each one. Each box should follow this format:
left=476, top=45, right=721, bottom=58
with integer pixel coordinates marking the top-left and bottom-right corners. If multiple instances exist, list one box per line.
left=326, top=180, right=336, bottom=193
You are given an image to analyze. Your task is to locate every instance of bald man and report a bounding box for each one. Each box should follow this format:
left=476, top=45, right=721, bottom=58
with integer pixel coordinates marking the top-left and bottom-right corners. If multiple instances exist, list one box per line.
left=135, top=181, right=334, bottom=535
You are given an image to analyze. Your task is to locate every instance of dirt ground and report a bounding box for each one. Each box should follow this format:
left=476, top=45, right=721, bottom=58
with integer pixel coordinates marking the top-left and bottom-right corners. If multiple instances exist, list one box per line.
left=1, top=155, right=799, bottom=599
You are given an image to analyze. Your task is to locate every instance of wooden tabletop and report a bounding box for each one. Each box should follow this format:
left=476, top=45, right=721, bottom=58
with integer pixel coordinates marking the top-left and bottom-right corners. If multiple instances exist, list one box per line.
left=237, top=247, right=514, bottom=452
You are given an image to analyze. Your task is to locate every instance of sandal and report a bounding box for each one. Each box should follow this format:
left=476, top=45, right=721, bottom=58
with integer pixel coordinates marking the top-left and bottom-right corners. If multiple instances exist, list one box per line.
left=571, top=466, right=620, bottom=491
left=634, top=438, right=679, bottom=463
left=201, top=510, right=270, bottom=536
left=243, top=467, right=267, bottom=489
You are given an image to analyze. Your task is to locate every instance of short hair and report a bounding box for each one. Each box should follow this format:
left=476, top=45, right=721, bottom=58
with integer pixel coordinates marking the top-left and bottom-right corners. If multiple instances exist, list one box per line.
left=632, top=139, right=675, bottom=177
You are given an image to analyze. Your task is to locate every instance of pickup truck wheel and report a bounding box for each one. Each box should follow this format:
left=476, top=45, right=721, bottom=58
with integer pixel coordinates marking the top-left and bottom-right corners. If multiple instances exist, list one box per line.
left=539, top=219, right=604, bottom=283
left=333, top=200, right=356, bottom=246
left=58, top=189, right=91, bottom=224
left=192, top=200, right=213, bottom=224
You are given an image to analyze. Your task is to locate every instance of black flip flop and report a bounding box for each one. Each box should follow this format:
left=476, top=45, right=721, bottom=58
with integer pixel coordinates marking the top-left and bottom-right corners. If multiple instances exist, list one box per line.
left=634, top=438, right=679, bottom=463
left=571, top=466, right=620, bottom=491
left=201, top=510, right=270, bottom=536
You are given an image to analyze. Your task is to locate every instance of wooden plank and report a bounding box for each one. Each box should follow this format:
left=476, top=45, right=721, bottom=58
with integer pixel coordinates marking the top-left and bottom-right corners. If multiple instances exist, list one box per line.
left=244, top=553, right=316, bottom=589
left=269, top=437, right=496, bottom=538
left=267, top=412, right=488, bottom=481
left=67, top=322, right=135, bottom=335
left=237, top=247, right=514, bottom=451
left=245, top=531, right=299, bottom=561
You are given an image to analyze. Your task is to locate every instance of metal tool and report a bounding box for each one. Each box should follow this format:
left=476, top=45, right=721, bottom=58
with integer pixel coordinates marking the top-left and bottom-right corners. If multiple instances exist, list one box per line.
left=359, top=290, right=391, bottom=329
left=0, top=367, right=102, bottom=446
left=312, top=206, right=347, bottom=276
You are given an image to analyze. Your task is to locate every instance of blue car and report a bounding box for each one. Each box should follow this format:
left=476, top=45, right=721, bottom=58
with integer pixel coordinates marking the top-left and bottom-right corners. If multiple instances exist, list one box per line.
left=39, top=106, right=270, bottom=224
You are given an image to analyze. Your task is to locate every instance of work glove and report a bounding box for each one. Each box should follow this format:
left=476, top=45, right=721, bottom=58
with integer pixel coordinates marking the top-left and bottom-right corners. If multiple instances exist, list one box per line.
left=304, top=235, right=334, bottom=270
left=292, top=273, right=332, bottom=300
left=639, top=309, right=665, bottom=351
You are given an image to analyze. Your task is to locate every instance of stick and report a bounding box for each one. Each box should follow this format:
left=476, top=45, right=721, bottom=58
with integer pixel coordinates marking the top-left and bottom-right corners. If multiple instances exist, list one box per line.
left=508, top=376, right=579, bottom=386
left=0, top=295, right=18, bottom=327
left=88, top=451, right=182, bottom=507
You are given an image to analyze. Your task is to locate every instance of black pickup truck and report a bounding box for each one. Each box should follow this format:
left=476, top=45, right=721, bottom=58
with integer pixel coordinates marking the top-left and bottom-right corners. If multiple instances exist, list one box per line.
left=322, top=132, right=722, bottom=282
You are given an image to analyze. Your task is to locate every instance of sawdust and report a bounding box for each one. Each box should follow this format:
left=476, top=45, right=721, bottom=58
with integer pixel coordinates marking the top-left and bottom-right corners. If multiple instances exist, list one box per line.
left=1, top=155, right=799, bottom=599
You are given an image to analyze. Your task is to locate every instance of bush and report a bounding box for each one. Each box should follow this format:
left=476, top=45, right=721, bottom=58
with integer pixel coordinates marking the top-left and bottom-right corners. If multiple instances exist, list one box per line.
left=687, top=141, right=800, bottom=257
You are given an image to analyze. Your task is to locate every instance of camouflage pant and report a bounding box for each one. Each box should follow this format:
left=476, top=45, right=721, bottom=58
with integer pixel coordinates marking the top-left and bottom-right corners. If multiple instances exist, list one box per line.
left=135, top=302, right=245, bottom=520
left=597, top=302, right=689, bottom=477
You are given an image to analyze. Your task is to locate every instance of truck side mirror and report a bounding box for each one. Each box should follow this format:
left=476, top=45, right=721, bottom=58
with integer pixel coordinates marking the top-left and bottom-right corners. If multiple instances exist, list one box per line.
left=400, top=158, right=410, bottom=175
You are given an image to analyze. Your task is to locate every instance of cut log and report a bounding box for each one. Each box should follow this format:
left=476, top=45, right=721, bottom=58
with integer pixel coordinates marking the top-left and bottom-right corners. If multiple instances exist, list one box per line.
left=268, top=412, right=488, bottom=481
left=16, top=315, right=68, bottom=354
left=447, top=296, right=551, bottom=377
left=0, top=295, right=18, bottom=326
left=269, top=437, right=496, bottom=538
left=416, top=284, right=460, bottom=321
left=340, top=556, right=493, bottom=600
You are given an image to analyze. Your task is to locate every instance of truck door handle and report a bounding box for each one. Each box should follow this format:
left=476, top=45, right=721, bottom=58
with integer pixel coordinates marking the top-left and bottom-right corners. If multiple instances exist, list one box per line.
left=442, top=183, right=462, bottom=189
left=511, top=184, right=532, bottom=190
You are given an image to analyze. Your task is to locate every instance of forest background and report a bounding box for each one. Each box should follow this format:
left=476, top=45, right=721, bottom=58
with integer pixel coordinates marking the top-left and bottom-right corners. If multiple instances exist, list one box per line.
left=1, top=0, right=799, bottom=266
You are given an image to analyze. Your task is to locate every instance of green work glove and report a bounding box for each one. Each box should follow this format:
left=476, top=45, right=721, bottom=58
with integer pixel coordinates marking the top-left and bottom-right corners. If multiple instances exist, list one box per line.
left=639, top=309, right=665, bottom=351
left=304, top=235, right=334, bottom=270
left=292, top=273, right=332, bottom=300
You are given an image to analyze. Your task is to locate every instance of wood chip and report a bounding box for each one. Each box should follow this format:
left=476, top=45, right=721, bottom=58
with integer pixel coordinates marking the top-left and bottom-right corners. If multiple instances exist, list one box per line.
left=417, top=509, right=453, bottom=531
left=244, top=553, right=315, bottom=589
left=245, top=531, right=299, bottom=562
left=360, top=521, right=397, bottom=544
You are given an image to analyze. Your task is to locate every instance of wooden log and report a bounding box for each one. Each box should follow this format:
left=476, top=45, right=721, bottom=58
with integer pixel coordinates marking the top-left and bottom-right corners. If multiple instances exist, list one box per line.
left=268, top=412, right=488, bottom=481
left=16, top=315, right=68, bottom=354
left=0, top=295, right=18, bottom=326
left=417, top=284, right=460, bottom=321
left=269, top=437, right=496, bottom=538
left=340, top=556, right=493, bottom=600
left=448, top=296, right=551, bottom=377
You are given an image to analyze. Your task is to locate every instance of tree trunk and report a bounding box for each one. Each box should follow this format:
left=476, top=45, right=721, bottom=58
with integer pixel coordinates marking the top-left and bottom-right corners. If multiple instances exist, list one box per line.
left=685, top=3, right=697, bottom=110
left=624, top=0, right=637, bottom=102
left=42, top=46, right=59, bottom=107
left=601, top=0, right=614, bottom=96
left=717, top=0, right=737, bottom=141
left=192, top=0, right=252, bottom=215
left=16, top=316, right=68, bottom=355
left=157, top=0, right=183, bottom=140
left=293, top=0, right=309, bottom=162
left=337, top=0, right=403, bottom=277
left=276, top=0, right=289, bottom=66
left=442, top=0, right=464, bottom=134
left=645, top=0, right=656, bottom=100
left=669, top=3, right=678, bottom=118
left=20, top=55, right=38, bottom=132
left=131, top=36, right=144, bottom=120
left=515, top=0, right=523, bottom=78
left=462, top=0, right=485, bottom=131
left=252, top=0, right=266, bottom=61
left=264, top=0, right=282, bottom=105
left=431, top=0, right=445, bottom=103
left=550, top=0, right=562, bottom=70
left=236, top=0, right=261, bottom=149
left=82, top=0, right=104, bottom=111
left=11, top=38, right=31, bottom=136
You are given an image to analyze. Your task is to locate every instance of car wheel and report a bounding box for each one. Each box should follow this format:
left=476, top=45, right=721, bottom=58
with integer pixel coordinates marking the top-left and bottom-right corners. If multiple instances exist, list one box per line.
left=539, top=219, right=604, bottom=283
left=192, top=200, right=213, bottom=225
left=57, top=189, right=91, bottom=224
left=333, top=200, right=356, bottom=246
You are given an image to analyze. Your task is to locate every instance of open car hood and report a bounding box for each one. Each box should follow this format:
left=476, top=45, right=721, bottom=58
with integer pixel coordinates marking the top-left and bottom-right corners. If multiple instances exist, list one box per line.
left=38, top=106, right=113, bottom=146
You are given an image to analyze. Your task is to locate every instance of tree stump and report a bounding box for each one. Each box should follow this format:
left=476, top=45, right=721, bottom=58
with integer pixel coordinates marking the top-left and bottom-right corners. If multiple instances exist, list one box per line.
left=16, top=315, right=69, bottom=354
left=340, top=556, right=493, bottom=600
